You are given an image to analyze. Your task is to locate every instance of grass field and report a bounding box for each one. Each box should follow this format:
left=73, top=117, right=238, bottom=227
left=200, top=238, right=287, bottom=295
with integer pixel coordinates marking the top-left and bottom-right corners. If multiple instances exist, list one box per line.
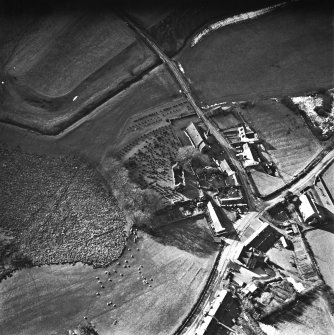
left=0, top=65, right=179, bottom=164
left=322, top=162, right=334, bottom=200
left=59, top=65, right=179, bottom=162
left=250, top=170, right=285, bottom=196
left=211, top=110, right=240, bottom=130
left=6, top=13, right=138, bottom=96
left=0, top=10, right=159, bottom=134
left=177, top=1, right=333, bottom=104
left=0, top=218, right=218, bottom=335
left=241, top=100, right=322, bottom=185
left=306, top=226, right=334, bottom=291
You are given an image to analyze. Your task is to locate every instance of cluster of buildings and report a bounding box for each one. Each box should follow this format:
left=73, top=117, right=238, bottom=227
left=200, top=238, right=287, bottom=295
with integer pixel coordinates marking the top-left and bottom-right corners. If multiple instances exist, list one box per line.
left=223, top=124, right=261, bottom=168
left=194, top=215, right=300, bottom=335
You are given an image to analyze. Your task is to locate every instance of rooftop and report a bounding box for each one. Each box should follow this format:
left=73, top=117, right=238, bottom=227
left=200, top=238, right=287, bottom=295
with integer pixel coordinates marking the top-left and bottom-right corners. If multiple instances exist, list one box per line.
left=185, top=122, right=208, bottom=152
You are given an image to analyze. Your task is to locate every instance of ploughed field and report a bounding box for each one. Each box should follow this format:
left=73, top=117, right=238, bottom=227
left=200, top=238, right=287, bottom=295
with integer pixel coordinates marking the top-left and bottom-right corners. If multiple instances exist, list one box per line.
left=240, top=100, right=322, bottom=193
left=0, top=218, right=218, bottom=335
left=0, top=10, right=158, bottom=134
left=0, top=145, right=127, bottom=276
left=177, top=1, right=333, bottom=104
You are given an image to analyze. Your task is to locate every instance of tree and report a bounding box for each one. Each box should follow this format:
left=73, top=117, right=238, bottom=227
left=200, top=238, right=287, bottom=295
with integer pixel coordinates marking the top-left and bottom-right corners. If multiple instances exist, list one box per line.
left=176, top=146, right=212, bottom=170
left=286, top=203, right=296, bottom=214
left=141, top=189, right=164, bottom=214
left=100, top=154, right=166, bottom=234
left=129, top=210, right=151, bottom=228
left=314, top=106, right=328, bottom=117
left=78, top=324, right=99, bottom=335
left=281, top=96, right=299, bottom=113
left=176, top=146, right=200, bottom=166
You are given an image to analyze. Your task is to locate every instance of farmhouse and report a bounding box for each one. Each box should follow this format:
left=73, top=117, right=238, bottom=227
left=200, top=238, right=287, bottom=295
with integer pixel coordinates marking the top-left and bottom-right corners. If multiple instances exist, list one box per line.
left=185, top=122, right=209, bottom=152
left=223, top=124, right=258, bottom=146
left=207, top=201, right=226, bottom=236
left=236, top=143, right=261, bottom=168
left=243, top=219, right=282, bottom=253
left=214, top=158, right=234, bottom=176
left=299, top=193, right=320, bottom=224
left=213, top=158, right=239, bottom=187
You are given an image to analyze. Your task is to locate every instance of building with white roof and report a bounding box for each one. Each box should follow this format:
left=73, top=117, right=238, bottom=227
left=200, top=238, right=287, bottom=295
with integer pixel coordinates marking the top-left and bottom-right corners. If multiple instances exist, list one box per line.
left=236, top=143, right=260, bottom=167
left=195, top=290, right=228, bottom=335
left=185, top=122, right=209, bottom=152
left=299, top=193, right=320, bottom=223
left=214, top=158, right=234, bottom=176
left=207, top=201, right=225, bottom=236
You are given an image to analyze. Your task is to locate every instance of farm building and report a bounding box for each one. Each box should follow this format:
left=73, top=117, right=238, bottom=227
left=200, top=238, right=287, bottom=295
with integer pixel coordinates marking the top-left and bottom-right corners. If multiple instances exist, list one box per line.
left=207, top=201, right=226, bottom=236
left=214, top=158, right=234, bottom=176
left=236, top=143, right=261, bottom=168
left=172, top=162, right=185, bottom=190
left=243, top=219, right=282, bottom=253
left=237, top=247, right=265, bottom=270
left=214, top=187, right=243, bottom=207
left=195, top=289, right=238, bottom=335
left=223, top=124, right=258, bottom=146
left=299, top=193, right=320, bottom=224
left=185, top=122, right=209, bottom=152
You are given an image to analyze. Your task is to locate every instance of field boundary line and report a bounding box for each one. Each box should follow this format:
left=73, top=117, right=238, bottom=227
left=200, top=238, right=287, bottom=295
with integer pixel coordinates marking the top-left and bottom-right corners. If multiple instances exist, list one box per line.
left=172, top=247, right=223, bottom=335
left=0, top=62, right=162, bottom=136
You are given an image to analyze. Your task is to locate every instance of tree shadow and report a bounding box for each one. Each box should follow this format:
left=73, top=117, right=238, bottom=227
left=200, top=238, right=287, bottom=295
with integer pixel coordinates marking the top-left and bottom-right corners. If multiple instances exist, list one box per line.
left=151, top=217, right=219, bottom=258
left=213, top=202, right=239, bottom=241
left=317, top=205, right=334, bottom=226
left=261, top=290, right=322, bottom=326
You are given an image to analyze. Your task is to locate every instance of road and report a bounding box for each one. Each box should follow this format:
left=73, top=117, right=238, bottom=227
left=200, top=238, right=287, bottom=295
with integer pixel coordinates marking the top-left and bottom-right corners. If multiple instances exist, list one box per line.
left=181, top=211, right=260, bottom=335
left=265, top=150, right=334, bottom=206
left=120, top=14, right=257, bottom=211
left=121, top=14, right=334, bottom=335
